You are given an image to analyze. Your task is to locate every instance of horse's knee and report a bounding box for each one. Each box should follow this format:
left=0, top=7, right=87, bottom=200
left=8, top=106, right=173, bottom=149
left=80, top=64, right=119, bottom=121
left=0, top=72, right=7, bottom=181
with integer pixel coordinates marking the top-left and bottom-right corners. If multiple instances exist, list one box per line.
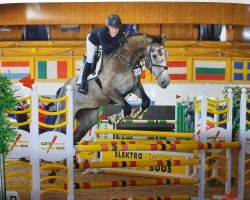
left=123, top=104, right=132, bottom=116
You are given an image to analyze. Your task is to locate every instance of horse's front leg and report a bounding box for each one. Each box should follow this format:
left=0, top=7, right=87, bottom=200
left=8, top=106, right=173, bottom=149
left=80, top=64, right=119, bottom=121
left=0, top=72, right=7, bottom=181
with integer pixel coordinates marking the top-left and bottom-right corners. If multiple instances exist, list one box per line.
left=108, top=99, right=132, bottom=124
left=130, top=83, right=150, bottom=119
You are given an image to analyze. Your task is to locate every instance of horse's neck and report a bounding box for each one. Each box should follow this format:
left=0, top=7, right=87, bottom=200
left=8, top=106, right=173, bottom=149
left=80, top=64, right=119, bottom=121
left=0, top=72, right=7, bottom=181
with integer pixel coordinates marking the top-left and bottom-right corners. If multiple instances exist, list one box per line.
left=102, top=36, right=146, bottom=70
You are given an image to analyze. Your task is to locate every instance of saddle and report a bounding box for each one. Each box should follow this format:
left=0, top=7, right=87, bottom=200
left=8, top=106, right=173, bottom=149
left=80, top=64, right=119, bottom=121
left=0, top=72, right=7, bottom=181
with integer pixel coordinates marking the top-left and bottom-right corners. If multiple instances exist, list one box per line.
left=77, top=49, right=103, bottom=85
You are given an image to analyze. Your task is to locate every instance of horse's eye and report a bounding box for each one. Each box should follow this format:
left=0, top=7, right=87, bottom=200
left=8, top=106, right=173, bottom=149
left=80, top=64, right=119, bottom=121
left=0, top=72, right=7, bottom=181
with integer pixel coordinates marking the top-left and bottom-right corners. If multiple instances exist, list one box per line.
left=153, top=54, right=157, bottom=59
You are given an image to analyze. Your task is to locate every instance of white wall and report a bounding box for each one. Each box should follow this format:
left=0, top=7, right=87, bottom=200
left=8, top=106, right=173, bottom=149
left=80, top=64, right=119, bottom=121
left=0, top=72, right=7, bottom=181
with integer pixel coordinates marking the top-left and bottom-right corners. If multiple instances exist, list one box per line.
left=143, top=83, right=249, bottom=105
left=31, top=82, right=249, bottom=106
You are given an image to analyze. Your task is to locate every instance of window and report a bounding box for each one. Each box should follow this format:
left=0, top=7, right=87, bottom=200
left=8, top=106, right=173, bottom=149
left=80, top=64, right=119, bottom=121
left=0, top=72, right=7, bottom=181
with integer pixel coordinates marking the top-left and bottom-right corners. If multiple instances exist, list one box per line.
left=23, top=25, right=51, bottom=40
left=199, top=24, right=225, bottom=41
left=61, top=25, right=80, bottom=33
left=123, top=24, right=137, bottom=35
left=243, top=26, right=250, bottom=41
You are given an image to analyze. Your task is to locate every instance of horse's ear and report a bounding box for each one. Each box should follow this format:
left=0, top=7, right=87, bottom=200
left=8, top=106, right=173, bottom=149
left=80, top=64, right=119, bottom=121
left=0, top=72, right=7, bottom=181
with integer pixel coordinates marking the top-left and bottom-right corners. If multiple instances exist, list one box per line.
left=162, top=33, right=167, bottom=44
left=145, top=33, right=154, bottom=44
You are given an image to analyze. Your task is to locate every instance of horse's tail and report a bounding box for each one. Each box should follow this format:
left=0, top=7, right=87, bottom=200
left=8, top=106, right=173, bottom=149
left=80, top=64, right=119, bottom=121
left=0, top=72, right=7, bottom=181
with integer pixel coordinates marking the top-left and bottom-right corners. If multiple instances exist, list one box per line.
left=55, top=87, right=62, bottom=114
left=56, top=87, right=62, bottom=98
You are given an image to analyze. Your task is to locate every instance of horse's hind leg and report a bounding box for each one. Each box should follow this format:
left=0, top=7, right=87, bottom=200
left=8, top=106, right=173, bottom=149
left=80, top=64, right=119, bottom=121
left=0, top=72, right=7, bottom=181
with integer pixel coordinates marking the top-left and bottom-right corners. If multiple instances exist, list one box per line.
left=74, top=108, right=99, bottom=143
left=131, top=83, right=150, bottom=119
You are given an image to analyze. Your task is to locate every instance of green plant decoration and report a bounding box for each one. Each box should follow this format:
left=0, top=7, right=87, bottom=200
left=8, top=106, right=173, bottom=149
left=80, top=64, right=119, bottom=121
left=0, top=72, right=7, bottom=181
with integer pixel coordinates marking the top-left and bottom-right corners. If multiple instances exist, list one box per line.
left=221, top=85, right=240, bottom=139
left=0, top=74, right=17, bottom=154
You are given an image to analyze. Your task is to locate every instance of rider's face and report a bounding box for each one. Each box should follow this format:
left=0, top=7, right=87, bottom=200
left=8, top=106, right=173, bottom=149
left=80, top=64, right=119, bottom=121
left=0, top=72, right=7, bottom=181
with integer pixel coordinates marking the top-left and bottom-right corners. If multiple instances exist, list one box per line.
left=109, top=27, right=119, bottom=37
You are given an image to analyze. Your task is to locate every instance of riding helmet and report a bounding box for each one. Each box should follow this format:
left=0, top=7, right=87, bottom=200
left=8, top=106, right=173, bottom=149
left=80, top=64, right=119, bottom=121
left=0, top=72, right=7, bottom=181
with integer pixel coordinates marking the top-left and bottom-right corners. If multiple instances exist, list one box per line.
left=106, top=14, right=122, bottom=29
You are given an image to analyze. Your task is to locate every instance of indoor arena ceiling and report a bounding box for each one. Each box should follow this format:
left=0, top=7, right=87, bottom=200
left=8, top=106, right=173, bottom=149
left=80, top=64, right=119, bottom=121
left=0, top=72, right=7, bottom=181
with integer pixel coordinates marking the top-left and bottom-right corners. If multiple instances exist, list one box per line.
left=0, top=0, right=249, bottom=5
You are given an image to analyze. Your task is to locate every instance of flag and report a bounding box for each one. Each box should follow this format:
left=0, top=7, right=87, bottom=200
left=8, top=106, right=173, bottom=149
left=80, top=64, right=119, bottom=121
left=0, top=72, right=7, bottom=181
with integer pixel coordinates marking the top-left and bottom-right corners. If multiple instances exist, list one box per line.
left=0, top=61, right=30, bottom=79
left=19, top=74, right=34, bottom=89
left=37, top=61, right=68, bottom=79
left=194, top=60, right=226, bottom=80
left=75, top=60, right=82, bottom=74
left=176, top=95, right=181, bottom=99
left=168, top=61, right=187, bottom=80
left=232, top=61, right=250, bottom=81
left=141, top=66, right=146, bottom=79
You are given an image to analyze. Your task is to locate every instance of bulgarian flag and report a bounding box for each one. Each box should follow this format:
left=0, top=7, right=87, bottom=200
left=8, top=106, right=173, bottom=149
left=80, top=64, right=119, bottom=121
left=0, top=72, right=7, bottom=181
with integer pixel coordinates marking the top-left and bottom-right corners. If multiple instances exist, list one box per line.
left=0, top=61, right=30, bottom=79
left=37, top=61, right=68, bottom=79
left=194, top=60, right=226, bottom=80
left=168, top=61, right=187, bottom=80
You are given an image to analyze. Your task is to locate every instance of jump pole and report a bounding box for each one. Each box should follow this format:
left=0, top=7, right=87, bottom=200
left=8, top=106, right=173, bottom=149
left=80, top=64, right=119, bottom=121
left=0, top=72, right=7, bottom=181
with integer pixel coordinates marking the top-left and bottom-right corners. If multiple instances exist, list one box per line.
left=238, top=88, right=250, bottom=200
left=96, top=129, right=193, bottom=139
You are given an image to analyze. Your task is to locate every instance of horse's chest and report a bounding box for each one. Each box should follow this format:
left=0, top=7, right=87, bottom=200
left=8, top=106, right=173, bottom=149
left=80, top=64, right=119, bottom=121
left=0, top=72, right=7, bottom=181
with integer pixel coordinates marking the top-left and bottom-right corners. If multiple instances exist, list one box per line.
left=116, top=73, right=138, bottom=93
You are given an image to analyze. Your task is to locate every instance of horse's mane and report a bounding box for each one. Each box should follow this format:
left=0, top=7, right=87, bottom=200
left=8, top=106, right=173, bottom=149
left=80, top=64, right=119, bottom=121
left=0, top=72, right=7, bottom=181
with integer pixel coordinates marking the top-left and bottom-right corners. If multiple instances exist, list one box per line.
left=126, top=33, right=164, bottom=45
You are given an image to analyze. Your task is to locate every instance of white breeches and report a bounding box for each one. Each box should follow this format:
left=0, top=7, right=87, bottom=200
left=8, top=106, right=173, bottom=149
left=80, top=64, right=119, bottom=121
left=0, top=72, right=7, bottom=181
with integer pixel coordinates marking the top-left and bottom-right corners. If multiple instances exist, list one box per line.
left=86, top=34, right=98, bottom=63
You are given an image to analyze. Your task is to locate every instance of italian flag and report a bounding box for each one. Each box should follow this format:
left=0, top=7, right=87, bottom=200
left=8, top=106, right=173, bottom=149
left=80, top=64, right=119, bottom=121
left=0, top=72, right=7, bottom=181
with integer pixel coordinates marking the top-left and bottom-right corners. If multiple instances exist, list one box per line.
left=37, top=61, right=68, bottom=79
left=194, top=61, right=226, bottom=80
left=0, top=61, right=30, bottom=79
left=168, top=61, right=187, bottom=80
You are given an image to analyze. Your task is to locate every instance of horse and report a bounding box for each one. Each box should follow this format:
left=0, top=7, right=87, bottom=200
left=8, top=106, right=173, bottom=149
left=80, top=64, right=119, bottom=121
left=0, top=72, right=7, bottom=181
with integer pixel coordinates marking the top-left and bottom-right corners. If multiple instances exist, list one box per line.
left=57, top=33, right=170, bottom=143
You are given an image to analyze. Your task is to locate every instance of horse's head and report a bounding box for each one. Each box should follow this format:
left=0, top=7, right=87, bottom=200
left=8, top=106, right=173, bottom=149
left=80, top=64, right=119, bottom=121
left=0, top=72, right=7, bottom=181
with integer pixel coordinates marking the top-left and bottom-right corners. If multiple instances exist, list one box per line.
left=145, top=34, right=170, bottom=88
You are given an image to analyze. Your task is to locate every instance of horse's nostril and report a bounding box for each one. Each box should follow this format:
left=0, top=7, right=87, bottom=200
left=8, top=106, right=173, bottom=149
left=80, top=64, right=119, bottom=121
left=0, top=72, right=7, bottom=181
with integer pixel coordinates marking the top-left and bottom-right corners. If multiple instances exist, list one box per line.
left=153, top=55, right=157, bottom=58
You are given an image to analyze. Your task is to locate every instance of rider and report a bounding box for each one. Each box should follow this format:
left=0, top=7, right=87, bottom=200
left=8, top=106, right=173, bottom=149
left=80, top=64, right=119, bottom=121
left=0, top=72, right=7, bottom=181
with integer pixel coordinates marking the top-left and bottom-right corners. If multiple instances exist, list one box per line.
left=78, top=14, right=126, bottom=94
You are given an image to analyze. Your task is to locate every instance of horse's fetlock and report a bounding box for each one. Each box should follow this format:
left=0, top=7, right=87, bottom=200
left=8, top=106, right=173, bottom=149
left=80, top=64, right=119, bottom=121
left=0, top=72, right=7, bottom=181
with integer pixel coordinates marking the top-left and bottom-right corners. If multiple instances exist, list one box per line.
left=141, top=98, right=150, bottom=110
left=123, top=104, right=132, bottom=117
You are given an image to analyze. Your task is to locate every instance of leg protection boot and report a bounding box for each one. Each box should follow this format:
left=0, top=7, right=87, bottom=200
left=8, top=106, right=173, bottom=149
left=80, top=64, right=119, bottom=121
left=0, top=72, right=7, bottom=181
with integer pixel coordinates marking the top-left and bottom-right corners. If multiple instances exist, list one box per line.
left=78, top=62, right=92, bottom=94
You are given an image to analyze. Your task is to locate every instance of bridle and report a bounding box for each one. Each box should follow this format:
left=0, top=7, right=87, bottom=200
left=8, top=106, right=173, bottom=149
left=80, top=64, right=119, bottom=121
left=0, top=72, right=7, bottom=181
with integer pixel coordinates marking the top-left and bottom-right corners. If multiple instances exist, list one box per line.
left=113, top=40, right=168, bottom=79
left=145, top=45, right=168, bottom=79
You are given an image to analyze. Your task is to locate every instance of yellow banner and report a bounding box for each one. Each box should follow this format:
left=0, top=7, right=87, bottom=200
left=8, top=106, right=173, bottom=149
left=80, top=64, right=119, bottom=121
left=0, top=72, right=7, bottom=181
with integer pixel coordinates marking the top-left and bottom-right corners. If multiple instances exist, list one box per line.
left=102, top=151, right=189, bottom=176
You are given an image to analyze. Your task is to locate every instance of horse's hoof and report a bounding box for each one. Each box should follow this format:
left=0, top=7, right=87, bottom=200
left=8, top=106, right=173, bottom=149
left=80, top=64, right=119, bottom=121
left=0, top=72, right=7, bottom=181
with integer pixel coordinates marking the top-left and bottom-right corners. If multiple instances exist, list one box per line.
left=130, top=108, right=137, bottom=118
left=114, top=116, right=124, bottom=124
left=107, top=117, right=112, bottom=124
left=138, top=113, right=144, bottom=119
left=108, top=115, right=117, bottom=124
left=138, top=108, right=148, bottom=119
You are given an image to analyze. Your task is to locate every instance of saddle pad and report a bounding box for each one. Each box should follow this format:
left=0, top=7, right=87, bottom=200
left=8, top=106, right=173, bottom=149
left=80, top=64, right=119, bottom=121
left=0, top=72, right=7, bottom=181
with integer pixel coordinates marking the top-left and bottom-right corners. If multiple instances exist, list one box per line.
left=77, top=50, right=103, bottom=85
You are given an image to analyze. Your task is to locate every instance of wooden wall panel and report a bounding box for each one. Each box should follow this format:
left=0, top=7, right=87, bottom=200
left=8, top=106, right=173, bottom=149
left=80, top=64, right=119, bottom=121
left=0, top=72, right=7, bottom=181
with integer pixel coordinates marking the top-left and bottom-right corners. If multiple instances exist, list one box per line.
left=138, top=25, right=161, bottom=35
left=188, top=3, right=233, bottom=24
left=0, top=26, right=22, bottom=41
left=161, top=24, right=199, bottom=40
left=0, top=2, right=250, bottom=26
left=50, top=25, right=92, bottom=40
left=227, top=25, right=245, bottom=42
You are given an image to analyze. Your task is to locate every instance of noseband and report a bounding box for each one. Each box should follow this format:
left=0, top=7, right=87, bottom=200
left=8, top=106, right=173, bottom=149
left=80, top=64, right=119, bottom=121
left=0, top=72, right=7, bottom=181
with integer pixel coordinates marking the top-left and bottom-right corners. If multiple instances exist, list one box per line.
left=145, top=46, right=168, bottom=79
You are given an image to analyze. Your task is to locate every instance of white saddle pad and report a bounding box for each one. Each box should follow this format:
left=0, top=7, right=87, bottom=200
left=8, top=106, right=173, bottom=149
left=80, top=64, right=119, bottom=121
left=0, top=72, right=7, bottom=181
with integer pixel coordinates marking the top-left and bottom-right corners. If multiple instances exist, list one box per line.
left=77, top=51, right=102, bottom=85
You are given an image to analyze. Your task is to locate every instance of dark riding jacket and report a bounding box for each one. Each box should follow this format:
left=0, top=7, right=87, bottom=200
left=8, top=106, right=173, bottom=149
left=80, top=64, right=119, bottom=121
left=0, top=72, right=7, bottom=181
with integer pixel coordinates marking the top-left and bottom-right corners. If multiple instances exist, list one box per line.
left=88, top=26, right=124, bottom=55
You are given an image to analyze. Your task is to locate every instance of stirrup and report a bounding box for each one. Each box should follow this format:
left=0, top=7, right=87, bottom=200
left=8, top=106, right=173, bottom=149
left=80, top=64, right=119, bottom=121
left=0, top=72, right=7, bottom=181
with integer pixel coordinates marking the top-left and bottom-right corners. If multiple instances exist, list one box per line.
left=78, top=84, right=88, bottom=94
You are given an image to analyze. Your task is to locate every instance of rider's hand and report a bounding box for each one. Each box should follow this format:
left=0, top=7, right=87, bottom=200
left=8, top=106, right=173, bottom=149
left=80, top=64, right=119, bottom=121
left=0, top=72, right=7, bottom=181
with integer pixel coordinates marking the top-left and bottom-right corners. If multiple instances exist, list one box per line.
left=118, top=33, right=127, bottom=45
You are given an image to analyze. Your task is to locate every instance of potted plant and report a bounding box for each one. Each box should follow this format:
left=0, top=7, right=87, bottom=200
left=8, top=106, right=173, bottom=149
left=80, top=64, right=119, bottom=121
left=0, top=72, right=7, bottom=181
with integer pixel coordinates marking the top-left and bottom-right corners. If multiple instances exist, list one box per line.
left=0, top=74, right=17, bottom=199
left=221, top=85, right=250, bottom=141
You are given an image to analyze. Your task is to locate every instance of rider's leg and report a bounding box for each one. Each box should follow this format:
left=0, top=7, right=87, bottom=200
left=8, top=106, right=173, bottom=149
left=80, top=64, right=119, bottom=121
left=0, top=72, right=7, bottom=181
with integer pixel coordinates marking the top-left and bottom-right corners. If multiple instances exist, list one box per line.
left=78, top=34, right=97, bottom=94
left=78, top=62, right=92, bottom=94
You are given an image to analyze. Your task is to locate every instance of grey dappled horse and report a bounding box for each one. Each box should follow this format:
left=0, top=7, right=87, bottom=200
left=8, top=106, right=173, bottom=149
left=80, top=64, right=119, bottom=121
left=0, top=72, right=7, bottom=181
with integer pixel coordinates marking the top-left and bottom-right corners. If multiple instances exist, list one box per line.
left=57, top=33, right=170, bottom=142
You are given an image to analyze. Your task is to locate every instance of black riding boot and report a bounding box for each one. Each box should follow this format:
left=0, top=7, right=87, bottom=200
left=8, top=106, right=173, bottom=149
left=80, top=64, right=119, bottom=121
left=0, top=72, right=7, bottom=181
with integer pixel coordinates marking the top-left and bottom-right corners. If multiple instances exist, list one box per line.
left=78, top=62, right=92, bottom=94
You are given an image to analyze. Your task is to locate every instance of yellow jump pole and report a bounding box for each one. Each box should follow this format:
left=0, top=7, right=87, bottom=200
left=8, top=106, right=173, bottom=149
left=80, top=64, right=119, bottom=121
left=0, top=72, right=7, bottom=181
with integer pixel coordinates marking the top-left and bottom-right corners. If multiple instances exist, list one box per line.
left=41, top=177, right=199, bottom=190
left=79, top=140, right=197, bottom=145
left=73, top=159, right=199, bottom=169
left=96, top=129, right=193, bottom=139
left=117, top=196, right=190, bottom=200
left=75, top=142, right=240, bottom=153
